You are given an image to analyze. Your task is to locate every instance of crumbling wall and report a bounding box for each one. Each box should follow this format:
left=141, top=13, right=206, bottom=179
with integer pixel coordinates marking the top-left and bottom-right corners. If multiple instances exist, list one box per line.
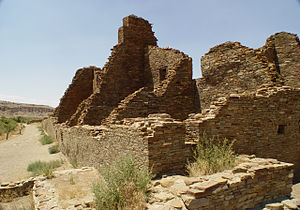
left=122, top=114, right=188, bottom=175
left=196, top=32, right=299, bottom=110
left=43, top=117, right=149, bottom=169
left=148, top=155, right=294, bottom=209
left=0, top=180, right=34, bottom=202
left=49, top=15, right=300, bottom=184
left=196, top=41, right=281, bottom=110
left=186, top=87, right=300, bottom=181
left=105, top=47, right=196, bottom=123
left=43, top=114, right=190, bottom=176
left=54, top=67, right=96, bottom=123
left=264, top=32, right=300, bottom=88
left=67, top=15, right=158, bottom=126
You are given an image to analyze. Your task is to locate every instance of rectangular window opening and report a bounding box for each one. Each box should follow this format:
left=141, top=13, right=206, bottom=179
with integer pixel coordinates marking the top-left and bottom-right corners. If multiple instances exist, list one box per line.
left=277, top=125, right=286, bottom=135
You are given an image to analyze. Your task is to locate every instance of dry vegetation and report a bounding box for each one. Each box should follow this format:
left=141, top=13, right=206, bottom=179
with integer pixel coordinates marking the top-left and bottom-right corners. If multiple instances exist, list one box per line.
left=187, top=134, right=237, bottom=176
left=93, top=156, right=153, bottom=210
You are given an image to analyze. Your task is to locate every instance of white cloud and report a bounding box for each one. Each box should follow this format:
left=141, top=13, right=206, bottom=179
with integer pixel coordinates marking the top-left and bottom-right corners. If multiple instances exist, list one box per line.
left=0, top=94, right=57, bottom=108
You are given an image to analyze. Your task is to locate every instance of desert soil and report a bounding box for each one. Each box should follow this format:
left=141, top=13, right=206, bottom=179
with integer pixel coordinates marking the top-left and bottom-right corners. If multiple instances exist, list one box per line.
left=0, top=124, right=69, bottom=183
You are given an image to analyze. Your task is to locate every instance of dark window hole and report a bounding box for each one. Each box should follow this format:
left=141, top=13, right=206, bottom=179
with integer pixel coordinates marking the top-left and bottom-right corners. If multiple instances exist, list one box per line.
left=277, top=125, right=286, bottom=135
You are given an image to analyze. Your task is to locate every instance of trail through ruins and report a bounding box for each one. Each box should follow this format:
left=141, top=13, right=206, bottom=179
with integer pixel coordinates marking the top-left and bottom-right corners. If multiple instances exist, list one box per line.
left=0, top=124, right=66, bottom=183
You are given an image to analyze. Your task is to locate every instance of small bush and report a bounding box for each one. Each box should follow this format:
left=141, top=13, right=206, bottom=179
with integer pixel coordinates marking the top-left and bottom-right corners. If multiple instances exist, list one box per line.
left=71, top=159, right=78, bottom=168
left=27, top=159, right=62, bottom=178
left=38, top=126, right=46, bottom=136
left=0, top=117, right=17, bottom=139
left=13, top=116, right=39, bottom=124
left=40, top=135, right=53, bottom=145
left=93, top=156, right=153, bottom=210
left=48, top=145, right=60, bottom=154
left=187, top=134, right=237, bottom=177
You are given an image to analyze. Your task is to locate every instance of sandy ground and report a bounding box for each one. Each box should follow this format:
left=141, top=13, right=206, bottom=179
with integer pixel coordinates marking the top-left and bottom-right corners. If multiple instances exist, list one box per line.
left=0, top=124, right=68, bottom=183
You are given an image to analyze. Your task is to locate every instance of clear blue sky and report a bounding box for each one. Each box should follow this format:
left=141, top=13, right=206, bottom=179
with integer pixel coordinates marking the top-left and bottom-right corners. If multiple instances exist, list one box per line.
left=0, top=0, right=299, bottom=107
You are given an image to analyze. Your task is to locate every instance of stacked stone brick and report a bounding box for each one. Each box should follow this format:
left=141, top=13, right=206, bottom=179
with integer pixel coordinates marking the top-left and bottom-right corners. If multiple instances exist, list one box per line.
left=147, top=155, right=294, bottom=209
left=43, top=15, right=300, bottom=208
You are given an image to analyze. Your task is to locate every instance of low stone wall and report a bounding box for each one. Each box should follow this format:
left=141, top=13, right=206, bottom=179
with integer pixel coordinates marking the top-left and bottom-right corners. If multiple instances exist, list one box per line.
left=42, top=117, right=149, bottom=170
left=147, top=155, right=294, bottom=210
left=0, top=179, right=34, bottom=202
left=42, top=114, right=190, bottom=176
left=186, top=86, right=300, bottom=181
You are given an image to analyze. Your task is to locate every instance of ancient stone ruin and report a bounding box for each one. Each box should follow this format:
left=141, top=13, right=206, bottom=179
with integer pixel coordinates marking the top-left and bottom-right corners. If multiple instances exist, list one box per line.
left=42, top=14, right=300, bottom=207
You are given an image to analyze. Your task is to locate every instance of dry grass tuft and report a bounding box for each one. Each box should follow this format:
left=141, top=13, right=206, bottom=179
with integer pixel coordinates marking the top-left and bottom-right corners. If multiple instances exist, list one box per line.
left=92, top=156, right=153, bottom=210
left=187, top=134, right=237, bottom=176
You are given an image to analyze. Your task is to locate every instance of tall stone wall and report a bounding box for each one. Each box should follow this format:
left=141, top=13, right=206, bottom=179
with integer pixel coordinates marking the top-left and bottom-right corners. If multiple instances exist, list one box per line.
left=105, top=47, right=196, bottom=123
left=195, top=32, right=299, bottom=110
left=49, top=15, right=300, bottom=185
left=54, top=15, right=198, bottom=126
left=66, top=16, right=157, bottom=126
left=265, top=32, right=300, bottom=88
left=54, top=67, right=96, bottom=123
left=186, top=86, right=300, bottom=181
left=196, top=41, right=281, bottom=110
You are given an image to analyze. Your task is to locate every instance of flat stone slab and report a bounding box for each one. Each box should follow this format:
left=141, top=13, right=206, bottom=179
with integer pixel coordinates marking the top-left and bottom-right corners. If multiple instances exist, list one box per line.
left=33, top=167, right=99, bottom=210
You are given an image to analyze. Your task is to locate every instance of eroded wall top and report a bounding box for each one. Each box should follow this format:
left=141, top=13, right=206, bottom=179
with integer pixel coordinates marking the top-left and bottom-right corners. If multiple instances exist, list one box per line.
left=196, top=32, right=299, bottom=110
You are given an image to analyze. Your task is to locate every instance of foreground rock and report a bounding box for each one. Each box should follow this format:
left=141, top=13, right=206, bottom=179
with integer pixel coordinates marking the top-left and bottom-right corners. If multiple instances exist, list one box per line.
left=147, top=155, right=295, bottom=210
left=1, top=156, right=299, bottom=209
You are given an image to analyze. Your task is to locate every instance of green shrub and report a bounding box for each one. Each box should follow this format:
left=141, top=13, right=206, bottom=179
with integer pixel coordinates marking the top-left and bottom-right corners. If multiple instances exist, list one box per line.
left=27, top=160, right=62, bottom=178
left=93, top=156, right=153, bottom=210
left=187, top=134, right=237, bottom=176
left=0, top=117, right=17, bottom=139
left=13, top=116, right=38, bottom=124
left=38, top=126, right=46, bottom=136
left=48, top=145, right=60, bottom=154
left=71, top=159, right=78, bottom=168
left=40, top=135, right=53, bottom=145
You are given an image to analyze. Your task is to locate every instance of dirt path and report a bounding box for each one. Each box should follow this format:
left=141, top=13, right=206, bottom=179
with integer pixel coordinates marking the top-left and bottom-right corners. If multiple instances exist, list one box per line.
left=0, top=124, right=68, bottom=183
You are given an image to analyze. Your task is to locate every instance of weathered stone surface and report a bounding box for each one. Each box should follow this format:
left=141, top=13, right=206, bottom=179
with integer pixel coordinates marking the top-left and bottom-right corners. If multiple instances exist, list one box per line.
left=282, top=199, right=298, bottom=209
left=196, top=32, right=299, bottom=110
left=186, top=86, right=300, bottom=181
left=265, top=203, right=284, bottom=210
left=33, top=167, right=98, bottom=210
left=54, top=66, right=96, bottom=123
left=42, top=15, right=300, bottom=209
left=147, top=156, right=294, bottom=210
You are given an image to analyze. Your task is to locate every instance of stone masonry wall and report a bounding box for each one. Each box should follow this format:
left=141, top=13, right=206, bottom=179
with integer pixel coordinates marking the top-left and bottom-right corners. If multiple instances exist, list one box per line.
left=121, top=114, right=188, bottom=175
left=104, top=47, right=196, bottom=123
left=66, top=15, right=158, bottom=126
left=0, top=179, right=34, bottom=202
left=185, top=86, right=300, bottom=181
left=43, top=114, right=190, bottom=176
left=195, top=32, right=299, bottom=110
left=265, top=32, right=300, bottom=88
left=147, top=155, right=294, bottom=210
left=54, top=67, right=96, bottom=123
left=42, top=117, right=149, bottom=170
left=196, top=40, right=281, bottom=110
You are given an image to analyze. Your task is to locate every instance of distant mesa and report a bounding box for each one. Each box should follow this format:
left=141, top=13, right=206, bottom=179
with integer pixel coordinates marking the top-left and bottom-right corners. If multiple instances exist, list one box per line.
left=0, top=100, right=54, bottom=119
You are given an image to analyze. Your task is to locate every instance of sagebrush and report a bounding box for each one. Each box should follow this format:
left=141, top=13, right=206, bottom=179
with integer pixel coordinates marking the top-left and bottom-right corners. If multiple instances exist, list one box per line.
left=93, top=156, right=153, bottom=210
left=187, top=134, right=237, bottom=176
left=40, top=135, right=53, bottom=145
left=48, top=144, right=60, bottom=154
left=27, top=159, right=62, bottom=178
